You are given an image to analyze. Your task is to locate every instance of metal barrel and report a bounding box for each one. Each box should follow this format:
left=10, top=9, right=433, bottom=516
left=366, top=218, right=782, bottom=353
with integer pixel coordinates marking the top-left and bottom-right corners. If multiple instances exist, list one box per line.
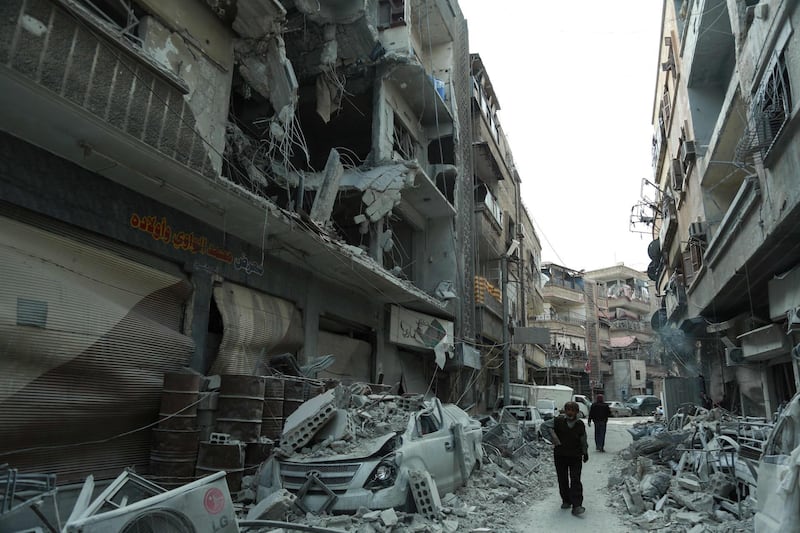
left=282, top=377, right=305, bottom=419
left=197, top=391, right=217, bottom=443
left=158, top=372, right=201, bottom=430
left=302, top=381, right=325, bottom=401
left=196, top=441, right=245, bottom=493
left=149, top=428, right=200, bottom=488
left=244, top=441, right=274, bottom=474
left=214, top=375, right=265, bottom=443
left=261, top=377, right=284, bottom=439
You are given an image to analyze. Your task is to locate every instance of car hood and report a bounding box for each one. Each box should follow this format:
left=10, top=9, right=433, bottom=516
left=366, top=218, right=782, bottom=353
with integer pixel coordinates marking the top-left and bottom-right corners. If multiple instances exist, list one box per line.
left=282, top=432, right=397, bottom=463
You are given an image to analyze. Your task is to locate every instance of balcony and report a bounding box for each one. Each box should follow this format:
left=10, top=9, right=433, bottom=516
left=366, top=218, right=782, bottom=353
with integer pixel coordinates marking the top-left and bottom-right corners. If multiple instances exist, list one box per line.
left=606, top=295, right=651, bottom=315
left=533, top=314, right=586, bottom=339
left=0, top=0, right=218, bottom=185
left=542, top=282, right=585, bottom=306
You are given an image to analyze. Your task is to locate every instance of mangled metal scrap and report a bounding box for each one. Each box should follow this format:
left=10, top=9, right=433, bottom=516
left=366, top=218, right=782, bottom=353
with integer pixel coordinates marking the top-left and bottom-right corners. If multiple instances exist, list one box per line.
left=611, top=404, right=784, bottom=530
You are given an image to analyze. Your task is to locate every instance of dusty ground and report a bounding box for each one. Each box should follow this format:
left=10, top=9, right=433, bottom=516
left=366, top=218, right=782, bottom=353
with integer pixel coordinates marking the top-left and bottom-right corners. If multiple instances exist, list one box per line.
left=507, top=417, right=638, bottom=532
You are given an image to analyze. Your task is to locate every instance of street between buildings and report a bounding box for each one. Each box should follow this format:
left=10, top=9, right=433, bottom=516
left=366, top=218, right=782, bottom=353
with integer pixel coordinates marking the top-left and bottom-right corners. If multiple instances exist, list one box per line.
left=510, top=418, right=637, bottom=533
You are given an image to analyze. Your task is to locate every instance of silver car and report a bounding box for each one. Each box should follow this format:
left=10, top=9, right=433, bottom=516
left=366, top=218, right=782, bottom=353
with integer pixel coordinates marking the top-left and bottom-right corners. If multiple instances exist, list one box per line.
left=256, top=397, right=483, bottom=513
left=499, top=405, right=544, bottom=439
left=607, top=400, right=632, bottom=417
left=535, top=399, right=558, bottom=420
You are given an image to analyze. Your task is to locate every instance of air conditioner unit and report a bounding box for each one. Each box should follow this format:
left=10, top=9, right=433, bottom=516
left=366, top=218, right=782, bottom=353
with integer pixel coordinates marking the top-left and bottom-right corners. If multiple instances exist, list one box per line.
left=64, top=472, right=238, bottom=533
left=725, top=346, right=745, bottom=366
left=670, top=158, right=684, bottom=191
left=688, top=221, right=706, bottom=240
left=681, top=140, right=697, bottom=166
left=788, top=306, right=800, bottom=333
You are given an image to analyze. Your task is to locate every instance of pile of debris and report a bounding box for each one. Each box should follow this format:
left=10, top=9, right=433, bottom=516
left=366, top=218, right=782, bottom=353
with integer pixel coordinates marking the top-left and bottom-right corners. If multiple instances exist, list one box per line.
left=605, top=406, right=770, bottom=532
left=242, top=413, right=553, bottom=532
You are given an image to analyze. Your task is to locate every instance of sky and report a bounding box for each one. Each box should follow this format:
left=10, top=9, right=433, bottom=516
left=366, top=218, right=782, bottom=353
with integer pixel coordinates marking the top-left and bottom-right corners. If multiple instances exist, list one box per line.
left=458, top=1, right=664, bottom=272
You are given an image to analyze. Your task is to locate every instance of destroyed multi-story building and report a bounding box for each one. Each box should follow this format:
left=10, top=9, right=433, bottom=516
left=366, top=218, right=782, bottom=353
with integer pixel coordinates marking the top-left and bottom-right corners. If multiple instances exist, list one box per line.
left=584, top=264, right=662, bottom=401
left=644, top=0, right=800, bottom=418
left=531, top=263, right=590, bottom=393
left=470, top=54, right=544, bottom=409
left=0, top=0, right=544, bottom=484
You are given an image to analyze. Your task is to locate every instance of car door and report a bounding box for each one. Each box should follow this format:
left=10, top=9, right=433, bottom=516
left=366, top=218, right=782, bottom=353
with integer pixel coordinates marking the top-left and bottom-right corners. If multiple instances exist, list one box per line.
left=754, top=395, right=800, bottom=532
left=410, top=399, right=460, bottom=494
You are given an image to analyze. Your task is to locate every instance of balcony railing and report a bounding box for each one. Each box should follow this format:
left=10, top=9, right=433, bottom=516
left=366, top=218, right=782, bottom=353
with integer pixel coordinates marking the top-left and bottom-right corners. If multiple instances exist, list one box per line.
left=533, top=313, right=586, bottom=326
left=609, top=319, right=649, bottom=331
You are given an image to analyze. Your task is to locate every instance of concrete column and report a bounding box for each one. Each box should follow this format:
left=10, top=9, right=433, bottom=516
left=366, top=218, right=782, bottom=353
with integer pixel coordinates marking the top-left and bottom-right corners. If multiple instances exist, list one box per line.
left=187, top=267, right=215, bottom=373
left=371, top=74, right=393, bottom=162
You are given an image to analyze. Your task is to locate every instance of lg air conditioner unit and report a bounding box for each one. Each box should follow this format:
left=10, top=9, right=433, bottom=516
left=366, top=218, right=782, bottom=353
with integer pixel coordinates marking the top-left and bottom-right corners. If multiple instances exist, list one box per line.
left=670, top=158, right=684, bottom=191
left=725, top=346, right=745, bottom=366
left=64, top=472, right=238, bottom=533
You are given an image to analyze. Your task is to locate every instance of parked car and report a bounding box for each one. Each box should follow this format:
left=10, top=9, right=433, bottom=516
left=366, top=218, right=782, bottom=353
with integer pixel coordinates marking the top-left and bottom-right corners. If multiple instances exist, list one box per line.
left=499, top=405, right=544, bottom=439
left=535, top=399, right=558, bottom=420
left=607, top=400, right=632, bottom=417
left=256, top=397, right=483, bottom=513
left=625, top=395, right=662, bottom=416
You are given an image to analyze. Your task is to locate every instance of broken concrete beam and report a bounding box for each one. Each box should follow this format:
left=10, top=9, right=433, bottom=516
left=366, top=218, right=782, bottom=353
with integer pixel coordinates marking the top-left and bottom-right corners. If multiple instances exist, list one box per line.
left=246, top=488, right=296, bottom=520
left=677, top=473, right=703, bottom=492
left=623, top=478, right=646, bottom=515
left=315, top=409, right=355, bottom=442
left=379, top=508, right=398, bottom=527
left=409, top=470, right=443, bottom=520
left=671, top=488, right=714, bottom=513
left=310, top=149, right=344, bottom=224
left=280, top=389, right=336, bottom=453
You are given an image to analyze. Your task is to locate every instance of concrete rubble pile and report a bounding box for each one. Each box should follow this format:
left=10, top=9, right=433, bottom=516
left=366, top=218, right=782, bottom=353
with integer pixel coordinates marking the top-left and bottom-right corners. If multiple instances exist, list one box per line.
left=236, top=393, right=554, bottom=532
left=605, top=406, right=771, bottom=532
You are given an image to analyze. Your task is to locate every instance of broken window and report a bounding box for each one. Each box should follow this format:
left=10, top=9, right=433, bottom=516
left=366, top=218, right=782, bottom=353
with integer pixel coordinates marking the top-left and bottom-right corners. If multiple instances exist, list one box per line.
left=393, top=116, right=418, bottom=161
left=378, top=0, right=406, bottom=29
left=662, top=82, right=672, bottom=126
left=753, top=50, right=791, bottom=157
left=73, top=0, right=144, bottom=48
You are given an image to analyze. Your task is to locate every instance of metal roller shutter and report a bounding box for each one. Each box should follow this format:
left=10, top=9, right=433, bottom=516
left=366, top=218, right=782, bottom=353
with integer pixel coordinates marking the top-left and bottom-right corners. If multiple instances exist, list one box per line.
left=209, top=281, right=303, bottom=375
left=0, top=216, right=193, bottom=482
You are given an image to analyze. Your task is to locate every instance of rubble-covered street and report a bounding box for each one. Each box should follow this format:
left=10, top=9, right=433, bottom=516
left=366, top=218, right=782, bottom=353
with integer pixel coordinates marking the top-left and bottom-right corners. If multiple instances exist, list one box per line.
left=1, top=369, right=794, bottom=532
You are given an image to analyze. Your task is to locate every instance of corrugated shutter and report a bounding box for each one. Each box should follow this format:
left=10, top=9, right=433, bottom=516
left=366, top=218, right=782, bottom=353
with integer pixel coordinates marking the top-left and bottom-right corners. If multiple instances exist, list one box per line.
left=210, top=282, right=303, bottom=375
left=0, top=216, right=193, bottom=482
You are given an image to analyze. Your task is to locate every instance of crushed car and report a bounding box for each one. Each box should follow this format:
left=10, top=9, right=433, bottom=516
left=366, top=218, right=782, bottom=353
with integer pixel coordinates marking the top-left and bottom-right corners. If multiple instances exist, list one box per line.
left=255, top=386, right=483, bottom=514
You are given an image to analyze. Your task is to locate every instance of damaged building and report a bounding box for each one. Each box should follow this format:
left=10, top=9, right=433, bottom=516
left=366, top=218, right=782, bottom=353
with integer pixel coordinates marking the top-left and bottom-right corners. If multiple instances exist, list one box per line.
left=642, top=0, right=800, bottom=419
left=0, top=0, right=545, bottom=513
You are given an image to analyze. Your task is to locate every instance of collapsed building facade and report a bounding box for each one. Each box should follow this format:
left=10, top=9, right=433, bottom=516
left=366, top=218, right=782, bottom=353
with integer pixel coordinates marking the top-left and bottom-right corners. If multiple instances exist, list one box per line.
left=0, top=0, right=545, bottom=490
left=643, top=0, right=800, bottom=419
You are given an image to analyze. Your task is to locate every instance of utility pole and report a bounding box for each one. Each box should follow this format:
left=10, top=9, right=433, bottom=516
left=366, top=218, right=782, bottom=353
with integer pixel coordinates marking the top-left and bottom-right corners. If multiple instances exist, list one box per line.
left=502, top=253, right=510, bottom=407
left=501, top=239, right=519, bottom=407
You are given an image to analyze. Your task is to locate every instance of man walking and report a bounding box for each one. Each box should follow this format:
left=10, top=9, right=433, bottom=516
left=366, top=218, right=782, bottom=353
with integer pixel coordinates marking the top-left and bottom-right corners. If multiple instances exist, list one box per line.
left=588, top=394, right=611, bottom=452
left=544, top=401, right=589, bottom=516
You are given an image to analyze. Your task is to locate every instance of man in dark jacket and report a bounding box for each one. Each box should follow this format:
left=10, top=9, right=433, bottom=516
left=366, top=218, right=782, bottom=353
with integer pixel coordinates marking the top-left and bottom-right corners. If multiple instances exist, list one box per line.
left=588, top=394, right=611, bottom=452
left=544, top=401, right=588, bottom=516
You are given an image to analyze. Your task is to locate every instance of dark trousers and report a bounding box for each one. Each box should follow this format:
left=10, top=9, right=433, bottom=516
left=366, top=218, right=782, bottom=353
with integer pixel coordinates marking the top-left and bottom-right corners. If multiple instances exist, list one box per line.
left=593, top=421, right=608, bottom=450
left=554, top=454, right=583, bottom=506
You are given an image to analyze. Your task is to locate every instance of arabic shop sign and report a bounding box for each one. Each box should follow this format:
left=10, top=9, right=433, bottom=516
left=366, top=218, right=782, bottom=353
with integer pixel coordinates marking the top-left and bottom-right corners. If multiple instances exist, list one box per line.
left=388, top=305, right=454, bottom=368
left=129, top=213, right=264, bottom=276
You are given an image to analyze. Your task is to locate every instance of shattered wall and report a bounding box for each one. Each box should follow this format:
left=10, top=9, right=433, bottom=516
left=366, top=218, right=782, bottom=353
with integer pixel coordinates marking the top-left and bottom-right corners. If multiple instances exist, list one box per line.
left=137, top=5, right=234, bottom=175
